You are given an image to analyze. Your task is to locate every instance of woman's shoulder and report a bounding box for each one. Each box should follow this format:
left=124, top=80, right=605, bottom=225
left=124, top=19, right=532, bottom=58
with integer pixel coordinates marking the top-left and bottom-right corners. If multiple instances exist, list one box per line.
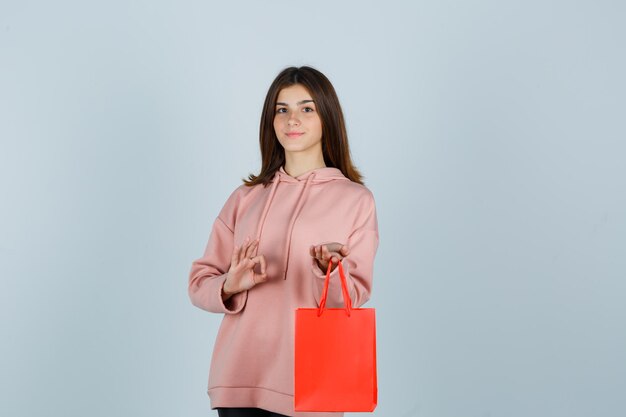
left=216, top=182, right=264, bottom=223
left=329, top=178, right=376, bottom=202
left=228, top=182, right=260, bottom=199
left=226, top=180, right=267, bottom=203
left=322, top=179, right=377, bottom=221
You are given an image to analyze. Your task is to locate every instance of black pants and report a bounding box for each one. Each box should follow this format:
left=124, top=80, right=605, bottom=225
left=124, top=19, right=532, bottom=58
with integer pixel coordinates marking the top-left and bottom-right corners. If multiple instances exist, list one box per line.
left=216, top=408, right=288, bottom=417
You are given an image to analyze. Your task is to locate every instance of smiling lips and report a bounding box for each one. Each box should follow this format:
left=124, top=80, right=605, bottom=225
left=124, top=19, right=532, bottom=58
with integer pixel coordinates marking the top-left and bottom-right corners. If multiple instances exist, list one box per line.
left=286, top=132, right=304, bottom=138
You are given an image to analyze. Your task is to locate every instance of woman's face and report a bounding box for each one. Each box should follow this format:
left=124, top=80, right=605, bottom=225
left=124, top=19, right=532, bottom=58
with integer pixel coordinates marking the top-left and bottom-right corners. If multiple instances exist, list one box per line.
left=273, top=84, right=323, bottom=157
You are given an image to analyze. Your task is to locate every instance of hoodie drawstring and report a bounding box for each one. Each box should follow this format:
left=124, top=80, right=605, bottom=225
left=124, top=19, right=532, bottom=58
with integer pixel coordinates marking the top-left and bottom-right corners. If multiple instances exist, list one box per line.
left=254, top=168, right=334, bottom=280
left=281, top=172, right=316, bottom=279
left=255, top=176, right=280, bottom=243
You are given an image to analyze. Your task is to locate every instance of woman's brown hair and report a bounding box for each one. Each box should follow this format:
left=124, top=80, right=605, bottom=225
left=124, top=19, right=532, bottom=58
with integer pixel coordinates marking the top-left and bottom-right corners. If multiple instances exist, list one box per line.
left=244, top=66, right=363, bottom=186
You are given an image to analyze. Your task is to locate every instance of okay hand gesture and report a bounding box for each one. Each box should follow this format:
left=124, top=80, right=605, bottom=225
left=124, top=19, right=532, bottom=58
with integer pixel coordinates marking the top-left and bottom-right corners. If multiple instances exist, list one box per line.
left=223, top=237, right=268, bottom=299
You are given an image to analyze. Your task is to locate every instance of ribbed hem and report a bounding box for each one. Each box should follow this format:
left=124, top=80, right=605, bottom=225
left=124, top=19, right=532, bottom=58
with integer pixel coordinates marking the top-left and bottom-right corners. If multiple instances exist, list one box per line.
left=208, top=386, right=343, bottom=417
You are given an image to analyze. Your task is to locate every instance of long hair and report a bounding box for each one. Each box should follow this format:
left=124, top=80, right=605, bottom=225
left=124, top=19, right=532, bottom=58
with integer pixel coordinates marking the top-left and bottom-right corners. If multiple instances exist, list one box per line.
left=244, top=66, right=363, bottom=186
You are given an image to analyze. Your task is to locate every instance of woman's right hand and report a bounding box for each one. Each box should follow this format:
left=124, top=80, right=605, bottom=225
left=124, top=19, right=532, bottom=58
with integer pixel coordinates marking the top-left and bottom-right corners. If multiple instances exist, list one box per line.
left=222, top=237, right=268, bottom=300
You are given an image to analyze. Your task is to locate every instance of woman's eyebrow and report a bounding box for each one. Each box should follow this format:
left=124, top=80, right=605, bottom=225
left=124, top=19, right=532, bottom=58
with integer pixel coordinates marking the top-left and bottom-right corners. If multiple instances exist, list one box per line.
left=275, top=99, right=315, bottom=106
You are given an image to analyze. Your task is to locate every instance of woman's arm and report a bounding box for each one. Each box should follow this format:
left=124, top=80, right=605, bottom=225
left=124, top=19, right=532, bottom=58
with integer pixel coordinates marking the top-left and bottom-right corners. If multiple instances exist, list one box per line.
left=189, top=216, right=249, bottom=314
left=310, top=192, right=379, bottom=308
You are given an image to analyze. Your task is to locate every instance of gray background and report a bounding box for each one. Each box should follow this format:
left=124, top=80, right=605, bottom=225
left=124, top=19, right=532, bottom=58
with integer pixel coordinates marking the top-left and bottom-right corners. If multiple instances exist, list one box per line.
left=1, top=1, right=624, bottom=416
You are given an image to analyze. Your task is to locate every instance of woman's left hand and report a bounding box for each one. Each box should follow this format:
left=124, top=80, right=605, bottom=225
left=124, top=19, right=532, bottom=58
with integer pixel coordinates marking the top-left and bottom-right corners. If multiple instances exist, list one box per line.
left=309, top=243, right=350, bottom=273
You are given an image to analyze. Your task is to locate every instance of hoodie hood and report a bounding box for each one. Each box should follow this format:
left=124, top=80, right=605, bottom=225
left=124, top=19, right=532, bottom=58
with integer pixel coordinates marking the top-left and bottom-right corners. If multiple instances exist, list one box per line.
left=255, top=166, right=349, bottom=279
left=275, top=165, right=348, bottom=184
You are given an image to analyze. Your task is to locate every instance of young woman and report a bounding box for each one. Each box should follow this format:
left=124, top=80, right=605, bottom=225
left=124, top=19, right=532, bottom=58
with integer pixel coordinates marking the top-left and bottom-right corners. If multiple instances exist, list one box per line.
left=188, top=66, right=379, bottom=417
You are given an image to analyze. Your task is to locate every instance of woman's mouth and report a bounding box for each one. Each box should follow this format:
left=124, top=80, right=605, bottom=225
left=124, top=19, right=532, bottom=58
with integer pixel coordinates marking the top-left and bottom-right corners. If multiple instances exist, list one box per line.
left=286, top=132, right=304, bottom=138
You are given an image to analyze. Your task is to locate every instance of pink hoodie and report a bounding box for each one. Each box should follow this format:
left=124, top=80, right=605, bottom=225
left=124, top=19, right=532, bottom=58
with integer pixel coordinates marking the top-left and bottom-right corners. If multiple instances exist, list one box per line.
left=188, top=166, right=379, bottom=417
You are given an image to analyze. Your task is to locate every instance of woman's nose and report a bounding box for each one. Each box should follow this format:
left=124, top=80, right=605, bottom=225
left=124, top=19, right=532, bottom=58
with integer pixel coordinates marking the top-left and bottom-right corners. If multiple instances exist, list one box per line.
left=288, top=113, right=300, bottom=126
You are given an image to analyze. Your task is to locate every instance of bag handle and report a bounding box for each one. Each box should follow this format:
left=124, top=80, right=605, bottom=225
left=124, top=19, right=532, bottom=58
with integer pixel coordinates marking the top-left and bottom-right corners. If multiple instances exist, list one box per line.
left=318, top=259, right=352, bottom=317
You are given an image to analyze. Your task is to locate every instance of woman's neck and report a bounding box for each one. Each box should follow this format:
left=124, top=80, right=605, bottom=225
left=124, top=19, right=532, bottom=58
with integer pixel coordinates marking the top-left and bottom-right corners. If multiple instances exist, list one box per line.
left=283, top=152, right=326, bottom=178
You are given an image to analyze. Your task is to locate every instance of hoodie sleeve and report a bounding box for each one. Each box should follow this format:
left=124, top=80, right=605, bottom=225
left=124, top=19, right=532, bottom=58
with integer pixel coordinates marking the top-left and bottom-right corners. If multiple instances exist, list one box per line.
left=310, top=189, right=379, bottom=308
left=188, top=190, right=248, bottom=314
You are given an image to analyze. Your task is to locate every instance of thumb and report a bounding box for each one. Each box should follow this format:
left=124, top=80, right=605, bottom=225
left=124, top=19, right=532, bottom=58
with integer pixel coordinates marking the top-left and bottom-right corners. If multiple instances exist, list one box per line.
left=253, top=272, right=268, bottom=284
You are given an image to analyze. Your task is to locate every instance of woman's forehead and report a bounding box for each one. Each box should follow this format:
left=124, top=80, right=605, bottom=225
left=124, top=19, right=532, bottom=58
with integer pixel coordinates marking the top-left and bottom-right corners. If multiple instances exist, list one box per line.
left=276, top=84, right=313, bottom=103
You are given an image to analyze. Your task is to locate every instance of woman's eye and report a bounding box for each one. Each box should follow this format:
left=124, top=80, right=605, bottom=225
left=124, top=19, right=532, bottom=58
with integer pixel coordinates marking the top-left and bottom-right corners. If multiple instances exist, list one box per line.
left=276, top=108, right=287, bottom=113
left=303, top=107, right=315, bottom=112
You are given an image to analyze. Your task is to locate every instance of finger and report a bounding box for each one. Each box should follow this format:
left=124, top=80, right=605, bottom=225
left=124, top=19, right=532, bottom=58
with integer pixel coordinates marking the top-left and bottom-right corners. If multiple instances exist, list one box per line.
left=238, top=236, right=251, bottom=264
left=326, top=251, right=339, bottom=264
left=251, top=254, right=267, bottom=275
left=326, top=243, right=345, bottom=253
left=253, top=271, right=268, bottom=284
left=331, top=250, right=346, bottom=258
left=340, top=245, right=350, bottom=255
left=322, top=245, right=341, bottom=269
left=316, top=259, right=328, bottom=272
left=231, top=245, right=241, bottom=268
left=309, top=245, right=316, bottom=257
left=321, top=245, right=333, bottom=262
left=243, top=257, right=256, bottom=270
left=325, top=243, right=340, bottom=253
left=251, top=240, right=260, bottom=258
left=244, top=239, right=258, bottom=259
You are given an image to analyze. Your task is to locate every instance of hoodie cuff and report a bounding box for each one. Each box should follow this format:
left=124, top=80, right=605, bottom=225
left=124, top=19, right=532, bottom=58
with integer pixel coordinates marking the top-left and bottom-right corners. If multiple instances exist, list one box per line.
left=218, top=275, right=247, bottom=314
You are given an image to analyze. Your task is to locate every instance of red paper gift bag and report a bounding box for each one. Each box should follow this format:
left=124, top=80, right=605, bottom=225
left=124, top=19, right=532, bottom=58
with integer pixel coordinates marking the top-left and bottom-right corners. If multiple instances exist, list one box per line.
left=294, top=260, right=377, bottom=412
